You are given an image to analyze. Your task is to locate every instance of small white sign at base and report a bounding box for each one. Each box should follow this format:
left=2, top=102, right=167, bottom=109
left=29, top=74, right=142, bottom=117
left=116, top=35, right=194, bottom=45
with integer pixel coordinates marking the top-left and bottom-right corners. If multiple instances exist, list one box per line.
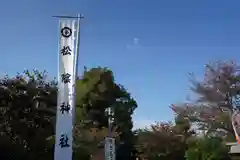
left=104, top=137, right=116, bottom=160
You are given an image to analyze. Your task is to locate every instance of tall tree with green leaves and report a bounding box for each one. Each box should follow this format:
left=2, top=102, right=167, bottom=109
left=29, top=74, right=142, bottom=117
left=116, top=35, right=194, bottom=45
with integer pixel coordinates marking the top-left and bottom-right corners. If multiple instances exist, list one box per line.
left=0, top=70, right=57, bottom=160
left=75, top=67, right=138, bottom=160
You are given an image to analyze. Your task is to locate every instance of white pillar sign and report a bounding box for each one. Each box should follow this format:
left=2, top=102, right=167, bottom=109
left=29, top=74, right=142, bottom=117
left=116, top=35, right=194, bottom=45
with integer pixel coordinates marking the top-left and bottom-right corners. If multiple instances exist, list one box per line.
left=54, top=19, right=78, bottom=160
left=105, top=137, right=116, bottom=160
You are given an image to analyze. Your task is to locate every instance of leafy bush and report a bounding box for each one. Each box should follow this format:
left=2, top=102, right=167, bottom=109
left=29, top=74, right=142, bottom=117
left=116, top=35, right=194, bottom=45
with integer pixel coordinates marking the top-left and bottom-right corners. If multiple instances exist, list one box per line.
left=185, top=136, right=230, bottom=160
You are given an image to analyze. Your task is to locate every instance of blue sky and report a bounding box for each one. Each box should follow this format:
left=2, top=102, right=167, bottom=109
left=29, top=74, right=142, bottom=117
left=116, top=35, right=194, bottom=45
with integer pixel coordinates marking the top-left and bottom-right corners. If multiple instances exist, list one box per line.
left=1, top=0, right=240, bottom=128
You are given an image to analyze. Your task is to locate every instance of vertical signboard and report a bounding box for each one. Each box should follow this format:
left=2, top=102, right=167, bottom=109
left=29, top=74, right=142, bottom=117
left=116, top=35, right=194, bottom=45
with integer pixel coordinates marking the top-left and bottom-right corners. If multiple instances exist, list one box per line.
left=105, top=137, right=116, bottom=160
left=54, top=19, right=78, bottom=160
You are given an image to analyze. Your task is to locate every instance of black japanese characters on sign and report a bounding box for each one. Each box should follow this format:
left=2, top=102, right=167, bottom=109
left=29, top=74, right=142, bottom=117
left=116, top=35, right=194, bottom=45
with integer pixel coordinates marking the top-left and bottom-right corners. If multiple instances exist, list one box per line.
left=61, top=27, right=72, bottom=38
left=59, top=134, right=70, bottom=148
left=109, top=139, right=113, bottom=159
left=61, top=46, right=72, bottom=56
left=61, top=73, right=71, bottom=84
left=60, top=102, right=70, bottom=114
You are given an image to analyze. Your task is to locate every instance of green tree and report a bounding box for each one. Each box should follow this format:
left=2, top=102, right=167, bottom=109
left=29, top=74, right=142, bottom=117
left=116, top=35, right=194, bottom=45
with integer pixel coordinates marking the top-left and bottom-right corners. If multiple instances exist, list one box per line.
left=0, top=70, right=57, bottom=160
left=75, top=67, right=137, bottom=160
left=185, top=136, right=230, bottom=160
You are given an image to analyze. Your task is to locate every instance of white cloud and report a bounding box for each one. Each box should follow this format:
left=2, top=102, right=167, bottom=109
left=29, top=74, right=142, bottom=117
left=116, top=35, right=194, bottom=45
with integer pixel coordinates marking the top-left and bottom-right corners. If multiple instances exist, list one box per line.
left=133, top=37, right=139, bottom=45
left=126, top=37, right=141, bottom=49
